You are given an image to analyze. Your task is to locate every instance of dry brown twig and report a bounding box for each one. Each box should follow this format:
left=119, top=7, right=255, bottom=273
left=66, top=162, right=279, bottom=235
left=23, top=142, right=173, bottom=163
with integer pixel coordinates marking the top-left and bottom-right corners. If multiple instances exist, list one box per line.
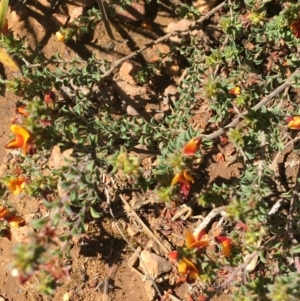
left=104, top=185, right=163, bottom=298
left=203, top=68, right=300, bottom=141
left=119, top=194, right=172, bottom=255
left=98, top=1, right=227, bottom=83
left=193, top=206, right=227, bottom=235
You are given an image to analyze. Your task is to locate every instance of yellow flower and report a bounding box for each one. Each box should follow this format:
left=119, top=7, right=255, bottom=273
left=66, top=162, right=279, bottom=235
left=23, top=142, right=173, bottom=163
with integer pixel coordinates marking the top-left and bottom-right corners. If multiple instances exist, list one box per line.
left=185, top=229, right=209, bottom=249
left=0, top=205, right=25, bottom=229
left=229, top=86, right=241, bottom=95
left=5, top=125, right=31, bottom=155
left=8, top=178, right=26, bottom=195
left=56, top=31, right=65, bottom=42
left=171, top=170, right=194, bottom=186
left=5, top=215, right=25, bottom=227
left=286, top=116, right=300, bottom=130
left=177, top=257, right=200, bottom=283
left=182, top=137, right=202, bottom=156
left=171, top=170, right=194, bottom=197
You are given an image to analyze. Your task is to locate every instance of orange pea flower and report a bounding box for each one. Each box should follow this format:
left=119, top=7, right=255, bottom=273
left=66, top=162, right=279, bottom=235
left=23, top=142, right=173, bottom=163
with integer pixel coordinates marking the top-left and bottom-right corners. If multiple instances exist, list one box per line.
left=7, top=178, right=26, bottom=195
left=177, top=257, right=199, bottom=283
left=16, top=105, right=29, bottom=117
left=171, top=169, right=194, bottom=197
left=5, top=215, right=25, bottom=227
left=5, top=125, right=31, bottom=155
left=215, top=235, right=232, bottom=257
left=185, top=229, right=209, bottom=249
left=229, top=86, right=241, bottom=95
left=286, top=116, right=300, bottom=130
left=56, top=31, right=65, bottom=42
left=291, top=20, right=300, bottom=38
left=182, top=137, right=202, bottom=156
left=0, top=205, right=25, bottom=229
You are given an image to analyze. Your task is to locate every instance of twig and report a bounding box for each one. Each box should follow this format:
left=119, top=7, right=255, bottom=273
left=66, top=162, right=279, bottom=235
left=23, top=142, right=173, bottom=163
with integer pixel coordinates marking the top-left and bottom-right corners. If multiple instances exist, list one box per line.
left=257, top=131, right=266, bottom=181
left=102, top=277, right=110, bottom=301
left=99, top=1, right=227, bottom=82
left=119, top=194, right=172, bottom=255
left=193, top=206, right=227, bottom=235
left=171, top=198, right=197, bottom=221
left=268, top=198, right=285, bottom=215
left=202, top=69, right=300, bottom=141
left=167, top=292, right=183, bottom=301
left=205, top=236, right=276, bottom=301
left=103, top=185, right=163, bottom=298
left=96, top=0, right=120, bottom=43
left=285, top=164, right=300, bottom=243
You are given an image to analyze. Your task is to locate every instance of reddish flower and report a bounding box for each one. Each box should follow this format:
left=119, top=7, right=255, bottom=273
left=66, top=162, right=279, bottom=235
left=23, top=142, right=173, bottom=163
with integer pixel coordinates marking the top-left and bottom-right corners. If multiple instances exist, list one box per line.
left=286, top=116, right=300, bottom=130
left=5, top=125, right=31, bottom=155
left=182, top=137, right=202, bottom=156
left=291, top=20, right=300, bottom=38
left=229, top=86, right=241, bottom=95
left=219, top=135, right=229, bottom=145
left=169, top=251, right=179, bottom=261
left=44, top=91, right=56, bottom=109
left=215, top=152, right=224, bottom=162
left=171, top=170, right=194, bottom=197
left=215, top=235, right=232, bottom=257
left=236, top=221, right=248, bottom=231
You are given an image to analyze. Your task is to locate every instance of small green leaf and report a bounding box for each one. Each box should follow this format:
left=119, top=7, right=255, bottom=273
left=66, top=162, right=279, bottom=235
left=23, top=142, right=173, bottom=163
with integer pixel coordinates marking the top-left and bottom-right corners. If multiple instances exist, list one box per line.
left=90, top=206, right=102, bottom=218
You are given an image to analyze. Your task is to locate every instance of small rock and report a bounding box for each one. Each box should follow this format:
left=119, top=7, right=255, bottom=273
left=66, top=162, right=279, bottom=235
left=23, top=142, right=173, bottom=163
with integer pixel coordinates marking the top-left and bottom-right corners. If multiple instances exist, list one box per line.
left=156, top=43, right=170, bottom=54
left=163, top=59, right=180, bottom=76
left=69, top=0, right=95, bottom=7
left=165, top=19, right=193, bottom=44
left=63, top=291, right=75, bottom=301
left=164, top=84, right=178, bottom=96
left=69, top=7, right=85, bottom=23
left=112, top=81, right=150, bottom=116
left=48, top=146, right=74, bottom=169
left=127, top=224, right=139, bottom=237
left=140, top=250, right=172, bottom=277
left=153, top=112, right=164, bottom=121
left=113, top=1, right=146, bottom=22
left=10, top=7, right=28, bottom=22
left=51, top=12, right=69, bottom=27
left=165, top=19, right=193, bottom=34
left=119, top=60, right=141, bottom=84
left=193, top=0, right=218, bottom=13
left=126, top=105, right=139, bottom=116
